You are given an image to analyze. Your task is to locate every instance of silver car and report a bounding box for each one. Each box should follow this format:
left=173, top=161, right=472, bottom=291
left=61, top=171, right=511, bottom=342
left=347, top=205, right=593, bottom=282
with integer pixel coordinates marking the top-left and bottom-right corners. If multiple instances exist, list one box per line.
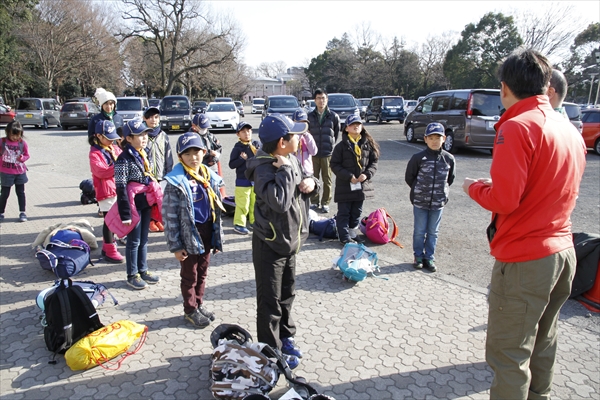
left=116, top=97, right=149, bottom=123
left=15, top=98, right=61, bottom=129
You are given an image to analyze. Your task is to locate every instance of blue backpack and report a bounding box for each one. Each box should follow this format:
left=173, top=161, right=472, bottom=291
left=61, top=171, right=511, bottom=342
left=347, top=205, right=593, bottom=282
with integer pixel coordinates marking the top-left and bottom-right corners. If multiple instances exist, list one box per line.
left=309, top=218, right=338, bottom=241
left=335, top=242, right=383, bottom=282
left=36, top=239, right=93, bottom=279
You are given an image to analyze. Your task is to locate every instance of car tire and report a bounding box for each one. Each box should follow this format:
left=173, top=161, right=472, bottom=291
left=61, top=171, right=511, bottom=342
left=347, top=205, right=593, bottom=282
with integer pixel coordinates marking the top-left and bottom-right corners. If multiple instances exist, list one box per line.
left=63, top=125, right=69, bottom=130
left=594, top=138, right=600, bottom=155
left=42, top=119, right=48, bottom=130
left=406, top=125, right=416, bottom=143
left=443, top=132, right=457, bottom=153
left=377, top=114, right=382, bottom=124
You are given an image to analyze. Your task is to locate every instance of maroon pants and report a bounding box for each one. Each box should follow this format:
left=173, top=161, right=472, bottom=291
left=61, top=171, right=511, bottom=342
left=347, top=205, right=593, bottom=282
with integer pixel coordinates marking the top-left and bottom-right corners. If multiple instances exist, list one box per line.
left=180, top=221, right=212, bottom=315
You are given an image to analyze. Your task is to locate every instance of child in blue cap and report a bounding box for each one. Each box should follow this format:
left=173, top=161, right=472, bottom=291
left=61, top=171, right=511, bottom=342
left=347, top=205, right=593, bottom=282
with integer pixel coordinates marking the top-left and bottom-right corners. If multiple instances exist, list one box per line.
left=190, top=113, right=222, bottom=172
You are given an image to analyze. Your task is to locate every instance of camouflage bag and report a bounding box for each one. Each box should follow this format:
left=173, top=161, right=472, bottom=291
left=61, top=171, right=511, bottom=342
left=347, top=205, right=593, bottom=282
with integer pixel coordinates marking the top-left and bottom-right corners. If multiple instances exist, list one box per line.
left=210, top=325, right=279, bottom=399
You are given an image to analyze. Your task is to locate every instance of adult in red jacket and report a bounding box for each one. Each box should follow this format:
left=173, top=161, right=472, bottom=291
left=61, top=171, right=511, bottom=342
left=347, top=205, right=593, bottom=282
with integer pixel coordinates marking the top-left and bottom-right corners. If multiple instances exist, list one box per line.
left=463, top=49, right=586, bottom=400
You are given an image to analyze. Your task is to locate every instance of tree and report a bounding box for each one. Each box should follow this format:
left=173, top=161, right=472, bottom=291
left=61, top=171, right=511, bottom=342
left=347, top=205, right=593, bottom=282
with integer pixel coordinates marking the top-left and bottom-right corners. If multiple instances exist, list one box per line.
left=443, top=12, right=522, bottom=89
left=418, top=33, right=456, bottom=95
left=118, top=0, right=243, bottom=96
left=562, top=23, right=600, bottom=103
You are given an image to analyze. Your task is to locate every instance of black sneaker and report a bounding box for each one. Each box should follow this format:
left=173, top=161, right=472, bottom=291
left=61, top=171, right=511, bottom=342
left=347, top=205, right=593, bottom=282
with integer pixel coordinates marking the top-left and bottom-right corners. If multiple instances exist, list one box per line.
left=423, top=259, right=437, bottom=272
left=340, top=238, right=357, bottom=245
left=185, top=309, right=211, bottom=328
left=414, top=258, right=423, bottom=269
left=140, top=271, right=161, bottom=284
left=198, top=305, right=215, bottom=321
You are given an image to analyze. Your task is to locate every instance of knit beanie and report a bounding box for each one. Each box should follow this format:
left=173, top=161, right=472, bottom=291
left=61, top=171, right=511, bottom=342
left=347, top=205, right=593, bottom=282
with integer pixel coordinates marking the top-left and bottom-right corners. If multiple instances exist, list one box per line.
left=94, top=88, right=117, bottom=107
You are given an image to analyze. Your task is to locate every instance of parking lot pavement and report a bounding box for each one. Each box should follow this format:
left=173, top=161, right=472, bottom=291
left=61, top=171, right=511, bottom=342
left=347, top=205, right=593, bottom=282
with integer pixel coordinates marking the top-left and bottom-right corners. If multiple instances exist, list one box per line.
left=0, top=125, right=598, bottom=399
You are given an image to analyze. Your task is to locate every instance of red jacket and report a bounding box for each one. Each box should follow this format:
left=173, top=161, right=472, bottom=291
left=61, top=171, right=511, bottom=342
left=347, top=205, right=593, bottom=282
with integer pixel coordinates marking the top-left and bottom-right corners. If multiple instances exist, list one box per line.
left=89, top=145, right=122, bottom=201
left=469, top=95, right=586, bottom=262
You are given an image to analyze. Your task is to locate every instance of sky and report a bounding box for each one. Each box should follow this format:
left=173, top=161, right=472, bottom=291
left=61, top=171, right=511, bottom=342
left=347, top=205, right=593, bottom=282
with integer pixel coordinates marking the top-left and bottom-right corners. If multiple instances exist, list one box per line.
left=208, top=0, right=600, bottom=69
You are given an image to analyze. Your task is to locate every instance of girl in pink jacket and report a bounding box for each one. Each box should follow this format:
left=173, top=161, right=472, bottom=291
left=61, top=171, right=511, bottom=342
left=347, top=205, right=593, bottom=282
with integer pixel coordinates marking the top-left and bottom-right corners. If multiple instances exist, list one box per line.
left=0, top=121, right=29, bottom=222
left=292, top=110, right=318, bottom=175
left=89, top=120, right=124, bottom=263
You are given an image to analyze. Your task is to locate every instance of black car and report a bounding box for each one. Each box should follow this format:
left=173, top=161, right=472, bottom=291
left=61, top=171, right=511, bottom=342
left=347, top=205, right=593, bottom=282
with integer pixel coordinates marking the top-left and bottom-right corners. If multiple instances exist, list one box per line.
left=159, top=95, right=191, bottom=133
left=326, top=93, right=360, bottom=130
left=261, top=95, right=301, bottom=120
left=60, top=101, right=100, bottom=130
left=192, top=100, right=208, bottom=114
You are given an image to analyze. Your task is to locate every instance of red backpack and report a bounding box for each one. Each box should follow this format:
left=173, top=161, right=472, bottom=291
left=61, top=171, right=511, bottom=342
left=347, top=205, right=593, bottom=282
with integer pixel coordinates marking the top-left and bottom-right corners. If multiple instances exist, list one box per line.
left=363, top=208, right=403, bottom=248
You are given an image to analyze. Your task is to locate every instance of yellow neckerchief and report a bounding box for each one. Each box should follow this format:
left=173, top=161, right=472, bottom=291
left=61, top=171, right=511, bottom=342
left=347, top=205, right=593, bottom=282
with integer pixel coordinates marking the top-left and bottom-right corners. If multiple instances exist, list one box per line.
left=100, top=143, right=117, bottom=161
left=239, top=138, right=257, bottom=155
left=348, top=133, right=362, bottom=169
left=139, top=148, right=157, bottom=181
left=180, top=161, right=225, bottom=222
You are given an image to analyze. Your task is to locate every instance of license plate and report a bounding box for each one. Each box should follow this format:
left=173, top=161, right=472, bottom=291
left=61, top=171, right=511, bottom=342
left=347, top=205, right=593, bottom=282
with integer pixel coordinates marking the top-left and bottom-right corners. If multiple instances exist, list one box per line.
left=25, top=114, right=33, bottom=118
left=487, top=121, right=496, bottom=130
left=217, top=122, right=224, bottom=128
left=69, top=113, right=77, bottom=117
left=172, top=124, right=180, bottom=130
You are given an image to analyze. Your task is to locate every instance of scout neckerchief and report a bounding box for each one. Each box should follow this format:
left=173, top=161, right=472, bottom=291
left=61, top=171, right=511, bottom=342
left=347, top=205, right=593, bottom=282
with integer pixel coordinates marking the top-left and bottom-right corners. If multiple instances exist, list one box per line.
left=239, top=139, right=257, bottom=155
left=127, top=144, right=156, bottom=184
left=348, top=134, right=362, bottom=169
left=94, top=143, right=117, bottom=166
left=180, top=161, right=225, bottom=222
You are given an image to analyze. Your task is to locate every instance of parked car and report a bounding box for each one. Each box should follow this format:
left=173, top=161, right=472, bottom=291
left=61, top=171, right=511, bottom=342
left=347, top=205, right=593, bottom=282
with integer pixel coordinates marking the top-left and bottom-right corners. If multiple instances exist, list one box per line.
left=159, top=95, right=192, bottom=133
left=357, top=98, right=370, bottom=119
left=404, top=100, right=418, bottom=115
left=205, top=102, right=239, bottom=132
left=60, top=101, right=100, bottom=130
left=214, top=97, right=233, bottom=102
left=148, top=98, right=161, bottom=107
left=65, top=97, right=93, bottom=103
left=14, top=97, right=61, bottom=129
left=0, top=105, right=15, bottom=124
left=326, top=93, right=360, bottom=130
left=304, top=99, right=316, bottom=114
left=192, top=100, right=208, bottom=114
left=404, top=89, right=502, bottom=153
left=261, top=95, right=301, bottom=120
left=115, top=97, right=149, bottom=123
left=252, top=98, right=265, bottom=114
left=365, top=96, right=406, bottom=124
left=563, top=102, right=583, bottom=134
left=234, top=101, right=245, bottom=117
left=581, top=108, right=600, bottom=154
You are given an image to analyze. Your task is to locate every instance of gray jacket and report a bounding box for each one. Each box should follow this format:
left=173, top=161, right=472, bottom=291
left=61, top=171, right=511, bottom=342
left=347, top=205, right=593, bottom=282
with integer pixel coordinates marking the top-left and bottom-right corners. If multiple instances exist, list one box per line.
left=162, top=163, right=224, bottom=255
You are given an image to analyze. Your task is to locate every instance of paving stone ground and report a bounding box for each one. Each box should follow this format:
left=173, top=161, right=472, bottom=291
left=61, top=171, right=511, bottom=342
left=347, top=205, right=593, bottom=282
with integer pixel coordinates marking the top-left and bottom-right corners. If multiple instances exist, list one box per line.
left=1, top=155, right=599, bottom=400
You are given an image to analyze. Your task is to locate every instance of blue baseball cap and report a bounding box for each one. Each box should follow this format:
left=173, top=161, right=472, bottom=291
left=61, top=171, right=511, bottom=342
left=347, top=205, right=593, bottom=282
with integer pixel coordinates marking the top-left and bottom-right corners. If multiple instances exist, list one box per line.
left=425, top=122, right=446, bottom=137
left=176, top=132, right=206, bottom=154
left=95, top=120, right=119, bottom=140
left=258, top=113, right=307, bottom=144
left=237, top=121, right=252, bottom=132
left=292, top=110, right=308, bottom=122
left=345, top=114, right=362, bottom=126
left=192, top=113, right=210, bottom=129
left=122, top=119, right=152, bottom=137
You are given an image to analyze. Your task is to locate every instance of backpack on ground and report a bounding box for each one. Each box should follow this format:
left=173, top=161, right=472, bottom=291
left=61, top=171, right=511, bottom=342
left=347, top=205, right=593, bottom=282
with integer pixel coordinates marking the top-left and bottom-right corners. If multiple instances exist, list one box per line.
left=309, top=217, right=338, bottom=241
left=37, top=280, right=118, bottom=312
left=363, top=208, right=403, bottom=248
left=210, top=324, right=318, bottom=400
left=43, top=279, right=104, bottom=363
left=50, top=228, right=82, bottom=244
left=222, top=196, right=235, bottom=217
left=35, top=239, right=93, bottom=279
left=79, top=179, right=97, bottom=205
left=335, top=242, right=383, bottom=283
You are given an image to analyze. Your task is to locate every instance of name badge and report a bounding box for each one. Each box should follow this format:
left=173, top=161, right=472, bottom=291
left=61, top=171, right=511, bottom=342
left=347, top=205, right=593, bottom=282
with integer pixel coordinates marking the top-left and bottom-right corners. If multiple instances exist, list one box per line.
left=350, top=182, right=362, bottom=191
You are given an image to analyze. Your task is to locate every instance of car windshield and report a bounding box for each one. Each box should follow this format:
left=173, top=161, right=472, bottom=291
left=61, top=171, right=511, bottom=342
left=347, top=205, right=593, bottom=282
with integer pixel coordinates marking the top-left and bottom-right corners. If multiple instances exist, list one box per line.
left=208, top=104, right=236, bottom=112
left=384, top=98, right=403, bottom=107
left=193, top=101, right=206, bottom=107
left=564, top=104, right=581, bottom=121
left=17, top=99, right=41, bottom=110
left=470, top=93, right=502, bottom=116
left=406, top=101, right=417, bottom=107
left=270, top=98, right=299, bottom=108
left=162, top=99, right=189, bottom=111
left=359, top=99, right=370, bottom=106
left=62, top=103, right=87, bottom=112
left=149, top=99, right=160, bottom=107
left=116, top=99, right=142, bottom=111
left=328, top=96, right=355, bottom=107
left=253, top=99, right=265, bottom=105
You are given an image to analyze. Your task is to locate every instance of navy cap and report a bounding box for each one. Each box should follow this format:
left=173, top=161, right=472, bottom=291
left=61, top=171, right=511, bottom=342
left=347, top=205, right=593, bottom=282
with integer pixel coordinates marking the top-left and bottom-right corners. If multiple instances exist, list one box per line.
left=237, top=121, right=252, bottom=132
left=292, top=110, right=308, bottom=122
left=345, top=114, right=362, bottom=126
left=176, top=132, right=207, bottom=154
left=95, top=120, right=119, bottom=140
left=122, top=119, right=153, bottom=137
left=425, top=122, right=446, bottom=137
left=258, top=113, right=307, bottom=144
left=143, top=106, right=160, bottom=119
left=192, top=113, right=210, bottom=129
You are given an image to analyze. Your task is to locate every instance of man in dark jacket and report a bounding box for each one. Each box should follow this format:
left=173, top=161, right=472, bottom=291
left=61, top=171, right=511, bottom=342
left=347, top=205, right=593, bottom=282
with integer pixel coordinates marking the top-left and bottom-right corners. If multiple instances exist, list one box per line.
left=307, top=88, right=340, bottom=214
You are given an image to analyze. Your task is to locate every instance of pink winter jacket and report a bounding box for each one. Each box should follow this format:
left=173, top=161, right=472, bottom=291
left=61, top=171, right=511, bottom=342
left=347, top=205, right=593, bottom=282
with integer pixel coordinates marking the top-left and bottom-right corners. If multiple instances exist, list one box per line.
left=105, top=181, right=162, bottom=237
left=295, top=132, right=318, bottom=175
left=89, top=145, right=122, bottom=201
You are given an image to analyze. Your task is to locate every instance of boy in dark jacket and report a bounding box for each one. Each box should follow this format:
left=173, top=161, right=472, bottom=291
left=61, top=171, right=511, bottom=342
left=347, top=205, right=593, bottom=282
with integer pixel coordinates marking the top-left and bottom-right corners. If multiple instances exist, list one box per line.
left=405, top=122, right=455, bottom=272
left=228, top=121, right=260, bottom=235
left=245, top=114, right=320, bottom=370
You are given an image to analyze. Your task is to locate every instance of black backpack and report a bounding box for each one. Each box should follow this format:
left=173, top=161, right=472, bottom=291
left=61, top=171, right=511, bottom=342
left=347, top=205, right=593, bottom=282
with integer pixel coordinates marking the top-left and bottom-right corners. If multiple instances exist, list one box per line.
left=43, top=279, right=104, bottom=363
left=79, top=179, right=97, bottom=205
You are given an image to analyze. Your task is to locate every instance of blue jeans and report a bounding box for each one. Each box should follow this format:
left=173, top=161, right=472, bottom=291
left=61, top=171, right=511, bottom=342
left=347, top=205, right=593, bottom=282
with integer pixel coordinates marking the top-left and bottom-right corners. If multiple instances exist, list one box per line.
left=126, top=207, right=151, bottom=277
left=412, top=206, right=443, bottom=261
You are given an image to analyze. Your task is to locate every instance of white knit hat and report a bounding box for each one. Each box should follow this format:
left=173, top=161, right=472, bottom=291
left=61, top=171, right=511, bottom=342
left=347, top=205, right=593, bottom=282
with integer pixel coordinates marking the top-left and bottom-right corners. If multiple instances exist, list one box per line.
left=94, top=88, right=117, bottom=107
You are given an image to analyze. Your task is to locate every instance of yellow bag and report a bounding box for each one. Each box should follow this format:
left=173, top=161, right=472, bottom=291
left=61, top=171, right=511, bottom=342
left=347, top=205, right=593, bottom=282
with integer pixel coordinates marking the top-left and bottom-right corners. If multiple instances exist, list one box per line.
left=65, top=320, right=147, bottom=371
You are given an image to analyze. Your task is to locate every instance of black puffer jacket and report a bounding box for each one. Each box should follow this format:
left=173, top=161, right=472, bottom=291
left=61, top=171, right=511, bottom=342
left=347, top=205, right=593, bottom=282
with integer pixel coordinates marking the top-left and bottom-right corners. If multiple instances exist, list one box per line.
left=330, top=133, right=378, bottom=203
left=405, top=147, right=455, bottom=210
left=307, top=107, right=340, bottom=157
